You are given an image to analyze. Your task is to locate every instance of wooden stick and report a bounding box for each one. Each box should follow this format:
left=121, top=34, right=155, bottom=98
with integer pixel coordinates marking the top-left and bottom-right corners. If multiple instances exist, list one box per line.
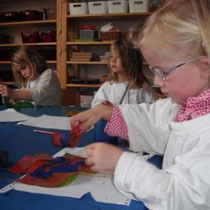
left=33, top=129, right=55, bottom=135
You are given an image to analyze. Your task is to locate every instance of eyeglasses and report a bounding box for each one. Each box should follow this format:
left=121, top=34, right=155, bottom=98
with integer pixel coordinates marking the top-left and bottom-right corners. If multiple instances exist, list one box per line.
left=148, top=56, right=205, bottom=81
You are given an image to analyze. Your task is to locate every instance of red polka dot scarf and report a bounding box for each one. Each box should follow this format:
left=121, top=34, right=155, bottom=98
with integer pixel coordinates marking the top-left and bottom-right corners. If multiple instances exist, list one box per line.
left=177, top=89, right=210, bottom=122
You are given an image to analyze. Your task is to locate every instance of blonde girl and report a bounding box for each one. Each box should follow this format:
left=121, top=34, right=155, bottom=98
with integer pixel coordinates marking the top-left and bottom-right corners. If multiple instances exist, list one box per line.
left=71, top=1, right=210, bottom=209
left=0, top=46, right=61, bottom=106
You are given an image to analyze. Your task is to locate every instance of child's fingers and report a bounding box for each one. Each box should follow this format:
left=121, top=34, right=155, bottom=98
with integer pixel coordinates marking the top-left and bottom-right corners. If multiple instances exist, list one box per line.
left=84, top=156, right=94, bottom=166
left=101, top=100, right=113, bottom=106
left=78, top=121, right=93, bottom=132
left=84, top=144, right=95, bottom=156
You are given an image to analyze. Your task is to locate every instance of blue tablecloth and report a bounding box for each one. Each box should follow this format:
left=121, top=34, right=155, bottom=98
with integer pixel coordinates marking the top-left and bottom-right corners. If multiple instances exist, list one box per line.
left=0, top=106, right=162, bottom=210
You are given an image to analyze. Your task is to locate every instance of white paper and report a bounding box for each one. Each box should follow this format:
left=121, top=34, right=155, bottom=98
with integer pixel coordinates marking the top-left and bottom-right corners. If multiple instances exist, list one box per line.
left=18, top=115, right=71, bottom=130
left=14, top=174, right=130, bottom=205
left=54, top=147, right=87, bottom=158
left=12, top=148, right=131, bottom=205
left=0, top=108, right=33, bottom=122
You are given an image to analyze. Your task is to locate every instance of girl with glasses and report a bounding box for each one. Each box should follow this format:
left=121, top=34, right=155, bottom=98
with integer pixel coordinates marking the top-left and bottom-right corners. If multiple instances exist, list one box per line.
left=71, top=0, right=210, bottom=209
left=0, top=46, right=61, bottom=106
left=91, top=38, right=157, bottom=107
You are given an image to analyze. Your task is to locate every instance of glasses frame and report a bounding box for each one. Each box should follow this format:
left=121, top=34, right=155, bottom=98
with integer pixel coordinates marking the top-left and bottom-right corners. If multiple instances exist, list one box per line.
left=148, top=56, right=205, bottom=81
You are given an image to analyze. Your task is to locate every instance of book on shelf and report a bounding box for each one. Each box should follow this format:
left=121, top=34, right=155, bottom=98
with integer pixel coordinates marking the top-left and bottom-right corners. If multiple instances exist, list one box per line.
left=70, top=58, right=91, bottom=61
left=71, top=55, right=92, bottom=59
left=72, top=52, right=92, bottom=57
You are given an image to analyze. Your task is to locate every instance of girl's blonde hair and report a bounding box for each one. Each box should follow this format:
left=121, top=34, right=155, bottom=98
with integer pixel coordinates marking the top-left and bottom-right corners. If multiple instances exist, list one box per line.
left=139, top=0, right=210, bottom=61
left=11, top=46, right=47, bottom=87
left=108, top=38, right=147, bottom=88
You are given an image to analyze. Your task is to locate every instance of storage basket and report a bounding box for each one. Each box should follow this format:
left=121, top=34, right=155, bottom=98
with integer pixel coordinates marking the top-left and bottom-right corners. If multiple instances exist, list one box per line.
left=38, top=30, right=56, bottom=42
left=19, top=10, right=43, bottom=21
left=101, top=31, right=122, bottom=41
left=0, top=11, right=19, bottom=22
left=108, top=0, right=128, bottom=13
left=69, top=3, right=88, bottom=15
left=88, top=1, right=107, bottom=14
left=129, top=0, right=150, bottom=13
left=21, top=31, right=39, bottom=43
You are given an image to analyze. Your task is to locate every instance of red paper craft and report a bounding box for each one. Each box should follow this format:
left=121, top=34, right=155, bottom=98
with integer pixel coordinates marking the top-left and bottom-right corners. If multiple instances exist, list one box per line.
left=9, top=153, right=91, bottom=187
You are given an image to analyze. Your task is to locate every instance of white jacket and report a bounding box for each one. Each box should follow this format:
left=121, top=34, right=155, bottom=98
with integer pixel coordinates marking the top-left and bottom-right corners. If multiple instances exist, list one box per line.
left=114, top=98, right=210, bottom=210
left=26, top=69, right=61, bottom=106
left=91, top=81, right=157, bottom=107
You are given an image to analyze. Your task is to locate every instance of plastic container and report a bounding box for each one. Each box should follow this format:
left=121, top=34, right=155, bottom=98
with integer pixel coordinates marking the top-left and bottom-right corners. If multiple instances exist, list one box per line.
left=129, top=0, right=150, bottom=13
left=88, top=1, right=107, bottom=14
left=93, top=119, right=118, bottom=145
left=69, top=2, right=88, bottom=15
left=79, top=25, right=98, bottom=40
left=108, top=0, right=128, bottom=13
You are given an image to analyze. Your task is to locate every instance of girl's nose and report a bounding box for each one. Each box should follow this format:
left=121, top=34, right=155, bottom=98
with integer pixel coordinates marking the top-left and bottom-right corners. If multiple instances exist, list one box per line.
left=21, top=72, right=26, bottom=77
left=153, top=74, right=165, bottom=87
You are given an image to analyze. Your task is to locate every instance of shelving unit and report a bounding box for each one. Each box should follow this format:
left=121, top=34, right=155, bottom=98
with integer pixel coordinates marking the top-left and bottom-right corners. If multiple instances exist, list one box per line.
left=59, top=0, right=152, bottom=106
left=0, top=0, right=61, bottom=85
left=0, top=42, right=56, bottom=47
left=0, top=0, right=155, bottom=106
left=0, top=19, right=56, bottom=27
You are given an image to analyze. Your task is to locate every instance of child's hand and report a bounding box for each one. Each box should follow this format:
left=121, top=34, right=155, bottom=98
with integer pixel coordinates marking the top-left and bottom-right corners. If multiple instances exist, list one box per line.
left=0, top=85, right=11, bottom=97
left=84, top=143, right=123, bottom=172
left=71, top=104, right=113, bottom=132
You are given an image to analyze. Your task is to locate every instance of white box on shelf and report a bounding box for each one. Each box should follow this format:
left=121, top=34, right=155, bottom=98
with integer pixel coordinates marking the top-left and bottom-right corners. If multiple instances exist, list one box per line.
left=69, top=2, right=88, bottom=15
left=88, top=1, right=107, bottom=14
left=129, top=0, right=150, bottom=13
left=108, top=0, right=128, bottom=13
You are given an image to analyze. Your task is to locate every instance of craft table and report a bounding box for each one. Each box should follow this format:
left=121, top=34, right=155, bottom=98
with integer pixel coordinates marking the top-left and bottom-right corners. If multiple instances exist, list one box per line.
left=0, top=106, right=162, bottom=210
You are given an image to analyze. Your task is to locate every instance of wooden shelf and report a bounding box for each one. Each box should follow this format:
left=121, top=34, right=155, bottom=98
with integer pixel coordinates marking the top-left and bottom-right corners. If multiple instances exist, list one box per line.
left=47, top=61, right=57, bottom=64
left=0, top=61, right=11, bottom=64
left=1, top=81, right=14, bottom=85
left=67, top=61, right=108, bottom=65
left=67, top=41, right=114, bottom=45
left=67, top=12, right=152, bottom=20
left=0, top=61, right=56, bottom=64
left=0, top=19, right=56, bottom=28
left=67, top=83, right=101, bottom=88
left=0, top=42, right=57, bottom=47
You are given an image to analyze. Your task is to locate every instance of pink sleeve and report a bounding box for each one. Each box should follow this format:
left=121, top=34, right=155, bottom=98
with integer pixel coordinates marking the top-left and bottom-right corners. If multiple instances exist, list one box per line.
left=104, top=106, right=128, bottom=140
